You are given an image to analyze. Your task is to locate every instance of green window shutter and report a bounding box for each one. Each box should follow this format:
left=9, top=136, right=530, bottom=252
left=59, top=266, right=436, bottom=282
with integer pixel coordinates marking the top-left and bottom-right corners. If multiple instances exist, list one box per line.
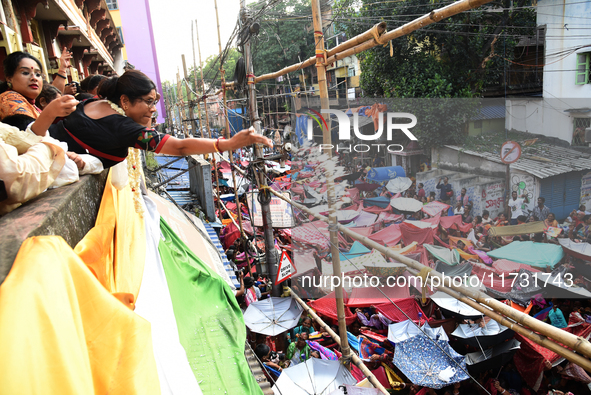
left=576, top=53, right=589, bottom=85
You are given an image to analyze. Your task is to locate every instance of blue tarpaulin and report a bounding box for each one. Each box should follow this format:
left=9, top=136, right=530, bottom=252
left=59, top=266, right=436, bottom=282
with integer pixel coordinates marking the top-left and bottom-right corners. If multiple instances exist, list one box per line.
left=227, top=108, right=244, bottom=136
left=295, top=115, right=308, bottom=146
left=363, top=196, right=391, bottom=208
left=487, top=241, right=564, bottom=268
left=366, top=166, right=406, bottom=183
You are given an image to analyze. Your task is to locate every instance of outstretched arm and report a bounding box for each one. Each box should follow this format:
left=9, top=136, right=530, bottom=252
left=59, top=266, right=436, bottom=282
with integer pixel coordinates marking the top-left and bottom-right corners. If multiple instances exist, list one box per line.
left=51, top=48, right=72, bottom=93
left=159, top=127, right=272, bottom=156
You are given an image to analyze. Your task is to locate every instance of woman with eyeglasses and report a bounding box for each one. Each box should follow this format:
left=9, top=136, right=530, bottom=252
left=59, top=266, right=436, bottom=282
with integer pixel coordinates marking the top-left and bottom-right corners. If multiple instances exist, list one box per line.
left=0, top=51, right=77, bottom=123
left=45, top=70, right=272, bottom=168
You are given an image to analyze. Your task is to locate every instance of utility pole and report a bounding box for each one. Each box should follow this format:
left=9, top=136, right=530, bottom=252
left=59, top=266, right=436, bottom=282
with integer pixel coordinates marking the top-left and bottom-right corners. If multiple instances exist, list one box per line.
left=241, top=0, right=279, bottom=292
left=310, top=0, right=353, bottom=370
left=182, top=54, right=197, bottom=137
left=191, top=21, right=203, bottom=139
left=195, top=19, right=211, bottom=140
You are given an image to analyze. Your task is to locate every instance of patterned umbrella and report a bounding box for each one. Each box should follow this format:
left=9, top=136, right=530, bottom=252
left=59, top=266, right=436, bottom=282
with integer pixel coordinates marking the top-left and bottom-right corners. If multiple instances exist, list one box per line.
left=393, top=335, right=469, bottom=389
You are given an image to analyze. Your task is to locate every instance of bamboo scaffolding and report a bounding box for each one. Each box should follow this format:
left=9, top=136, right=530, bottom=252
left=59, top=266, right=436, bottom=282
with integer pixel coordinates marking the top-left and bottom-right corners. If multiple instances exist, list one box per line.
left=325, top=0, right=495, bottom=65
left=290, top=288, right=390, bottom=394
left=265, top=188, right=591, bottom=372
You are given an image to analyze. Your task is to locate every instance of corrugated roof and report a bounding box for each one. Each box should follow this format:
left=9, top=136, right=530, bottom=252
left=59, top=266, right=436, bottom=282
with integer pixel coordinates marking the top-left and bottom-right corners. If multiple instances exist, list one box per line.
left=471, top=105, right=506, bottom=120
left=445, top=143, right=591, bottom=179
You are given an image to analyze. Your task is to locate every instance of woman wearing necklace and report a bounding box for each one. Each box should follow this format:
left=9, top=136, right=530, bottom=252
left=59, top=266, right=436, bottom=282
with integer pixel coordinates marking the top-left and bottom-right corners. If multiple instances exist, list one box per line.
left=45, top=70, right=272, bottom=168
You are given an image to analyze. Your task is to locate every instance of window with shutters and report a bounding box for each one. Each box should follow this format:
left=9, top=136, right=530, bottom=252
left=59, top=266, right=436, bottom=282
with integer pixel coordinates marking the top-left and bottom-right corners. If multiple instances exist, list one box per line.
left=572, top=117, right=591, bottom=146
left=576, top=52, right=590, bottom=85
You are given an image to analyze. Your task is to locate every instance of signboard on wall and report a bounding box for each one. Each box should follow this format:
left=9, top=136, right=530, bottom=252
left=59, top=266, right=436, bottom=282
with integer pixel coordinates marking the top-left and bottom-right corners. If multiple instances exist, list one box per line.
left=247, top=191, right=294, bottom=228
left=581, top=172, right=591, bottom=210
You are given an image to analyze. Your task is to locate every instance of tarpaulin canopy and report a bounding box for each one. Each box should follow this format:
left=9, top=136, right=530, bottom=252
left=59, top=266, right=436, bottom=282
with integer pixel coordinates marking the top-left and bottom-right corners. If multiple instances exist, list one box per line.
left=309, top=291, right=357, bottom=325
left=364, top=196, right=391, bottom=209
left=452, top=319, right=515, bottom=349
left=328, top=241, right=371, bottom=261
left=368, top=225, right=402, bottom=247
left=400, top=222, right=434, bottom=245
left=559, top=238, right=591, bottom=262
left=367, top=166, right=405, bottom=182
left=354, top=182, right=380, bottom=192
left=322, top=250, right=386, bottom=277
left=422, top=201, right=450, bottom=217
left=491, top=259, right=541, bottom=276
left=347, top=226, right=374, bottom=238
left=393, top=335, right=469, bottom=389
left=375, top=298, right=427, bottom=323
left=487, top=241, right=564, bottom=268
left=337, top=210, right=360, bottom=224
left=435, top=261, right=473, bottom=278
left=292, top=249, right=319, bottom=278
left=353, top=211, right=379, bottom=227
left=487, top=221, right=546, bottom=237
left=346, top=286, right=411, bottom=308
left=439, top=215, right=472, bottom=233
left=424, top=244, right=461, bottom=266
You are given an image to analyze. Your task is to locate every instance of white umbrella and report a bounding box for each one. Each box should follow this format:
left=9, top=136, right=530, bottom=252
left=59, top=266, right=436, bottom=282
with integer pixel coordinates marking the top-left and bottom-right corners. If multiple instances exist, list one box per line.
left=388, top=320, right=449, bottom=344
left=243, top=297, right=303, bottom=336
left=273, top=359, right=357, bottom=395
left=390, top=197, right=423, bottom=213
left=431, top=291, right=487, bottom=320
left=386, top=177, right=412, bottom=193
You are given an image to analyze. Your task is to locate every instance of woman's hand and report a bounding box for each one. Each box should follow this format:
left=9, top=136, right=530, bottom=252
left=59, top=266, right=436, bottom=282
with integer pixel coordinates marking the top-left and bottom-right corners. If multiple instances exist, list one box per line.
left=67, top=151, right=85, bottom=170
left=223, top=127, right=273, bottom=151
left=45, top=95, right=78, bottom=118
left=58, top=47, right=72, bottom=72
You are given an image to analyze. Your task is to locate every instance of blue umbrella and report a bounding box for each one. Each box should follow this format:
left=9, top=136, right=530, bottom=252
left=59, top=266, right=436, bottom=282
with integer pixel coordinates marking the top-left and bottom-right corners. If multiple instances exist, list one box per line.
left=393, top=335, right=469, bottom=389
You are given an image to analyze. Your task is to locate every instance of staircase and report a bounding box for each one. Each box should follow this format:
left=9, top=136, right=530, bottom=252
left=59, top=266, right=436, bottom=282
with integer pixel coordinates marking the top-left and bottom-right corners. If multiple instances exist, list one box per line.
left=244, top=345, right=274, bottom=395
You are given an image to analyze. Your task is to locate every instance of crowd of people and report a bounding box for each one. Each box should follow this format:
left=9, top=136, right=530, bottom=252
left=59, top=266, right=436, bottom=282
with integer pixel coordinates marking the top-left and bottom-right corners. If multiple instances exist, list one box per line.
left=224, top=154, right=591, bottom=395
left=0, top=50, right=272, bottom=215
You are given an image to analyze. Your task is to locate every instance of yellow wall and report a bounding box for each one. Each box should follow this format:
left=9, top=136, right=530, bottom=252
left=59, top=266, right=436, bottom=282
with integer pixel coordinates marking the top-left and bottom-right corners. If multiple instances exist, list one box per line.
left=110, top=10, right=127, bottom=60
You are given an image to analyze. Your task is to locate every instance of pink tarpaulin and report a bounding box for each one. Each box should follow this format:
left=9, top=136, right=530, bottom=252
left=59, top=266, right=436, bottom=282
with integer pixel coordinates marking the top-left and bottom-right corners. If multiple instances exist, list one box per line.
left=308, top=290, right=357, bottom=325
left=404, top=248, right=430, bottom=269
left=242, top=220, right=254, bottom=235
left=226, top=202, right=237, bottom=211
left=347, top=188, right=361, bottom=203
left=347, top=286, right=411, bottom=308
left=375, top=298, right=427, bottom=322
left=292, top=249, right=319, bottom=277
left=369, top=225, right=402, bottom=247
left=348, top=226, right=374, bottom=238
left=354, top=211, right=379, bottom=227
left=492, top=259, right=541, bottom=276
left=291, top=184, right=305, bottom=195
left=422, top=201, right=450, bottom=217
left=362, top=202, right=392, bottom=214
left=400, top=222, right=434, bottom=246
left=377, top=213, right=403, bottom=223
left=293, top=222, right=331, bottom=249
left=439, top=215, right=472, bottom=233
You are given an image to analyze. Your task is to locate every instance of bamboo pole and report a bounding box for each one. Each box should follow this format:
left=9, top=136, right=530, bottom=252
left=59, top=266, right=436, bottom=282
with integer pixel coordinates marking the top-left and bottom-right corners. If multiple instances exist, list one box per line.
left=215, top=0, right=244, bottom=237
left=195, top=20, right=211, bottom=140
left=265, top=188, right=591, bottom=370
left=310, top=0, right=353, bottom=372
left=410, top=270, right=591, bottom=372
left=290, top=288, right=390, bottom=394
left=325, top=0, right=494, bottom=65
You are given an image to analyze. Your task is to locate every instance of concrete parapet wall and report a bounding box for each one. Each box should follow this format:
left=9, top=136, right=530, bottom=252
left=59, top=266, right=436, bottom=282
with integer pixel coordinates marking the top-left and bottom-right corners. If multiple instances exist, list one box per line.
left=0, top=171, right=108, bottom=285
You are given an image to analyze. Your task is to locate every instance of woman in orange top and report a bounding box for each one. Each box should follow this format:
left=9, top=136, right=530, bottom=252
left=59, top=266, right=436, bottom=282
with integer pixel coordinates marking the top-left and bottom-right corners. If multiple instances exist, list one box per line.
left=0, top=50, right=75, bottom=121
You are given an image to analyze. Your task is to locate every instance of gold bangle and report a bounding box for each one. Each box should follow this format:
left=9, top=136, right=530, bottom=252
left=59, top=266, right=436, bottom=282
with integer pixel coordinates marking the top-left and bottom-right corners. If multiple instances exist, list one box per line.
left=213, top=138, right=220, bottom=153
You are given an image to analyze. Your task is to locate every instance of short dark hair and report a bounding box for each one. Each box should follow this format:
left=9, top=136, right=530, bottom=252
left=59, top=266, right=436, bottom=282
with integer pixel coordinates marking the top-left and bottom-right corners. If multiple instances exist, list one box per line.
left=35, top=84, right=61, bottom=108
left=517, top=215, right=527, bottom=223
left=254, top=344, right=270, bottom=360
left=80, top=74, right=106, bottom=93
left=482, top=210, right=489, bottom=216
left=0, top=51, right=43, bottom=94
left=97, top=70, right=156, bottom=105
left=539, top=197, right=546, bottom=203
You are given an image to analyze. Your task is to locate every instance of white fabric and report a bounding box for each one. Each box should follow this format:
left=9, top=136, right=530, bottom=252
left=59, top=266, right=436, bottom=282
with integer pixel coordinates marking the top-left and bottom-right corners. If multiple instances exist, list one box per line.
left=452, top=320, right=509, bottom=339
left=431, top=291, right=487, bottom=318
left=111, top=160, right=129, bottom=190
left=243, top=297, right=303, bottom=336
left=78, top=154, right=104, bottom=175
left=0, top=132, right=65, bottom=215
left=273, top=359, right=357, bottom=395
left=134, top=195, right=203, bottom=395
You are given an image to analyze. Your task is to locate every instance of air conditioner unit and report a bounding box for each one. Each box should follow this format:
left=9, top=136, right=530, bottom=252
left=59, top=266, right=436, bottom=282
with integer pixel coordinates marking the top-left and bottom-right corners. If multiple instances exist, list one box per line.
left=585, top=127, right=591, bottom=143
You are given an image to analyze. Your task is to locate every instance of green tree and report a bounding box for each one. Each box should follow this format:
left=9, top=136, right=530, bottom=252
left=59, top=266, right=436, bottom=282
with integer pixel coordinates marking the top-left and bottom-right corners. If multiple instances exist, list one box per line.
left=191, top=48, right=242, bottom=92
left=250, top=0, right=316, bottom=78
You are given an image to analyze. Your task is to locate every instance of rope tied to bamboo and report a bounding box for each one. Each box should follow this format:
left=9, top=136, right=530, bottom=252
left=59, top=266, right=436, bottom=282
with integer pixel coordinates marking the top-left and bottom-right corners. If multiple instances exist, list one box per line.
left=246, top=73, right=256, bottom=85
left=418, top=267, right=433, bottom=304
left=314, top=31, right=328, bottom=63
left=370, top=24, right=393, bottom=57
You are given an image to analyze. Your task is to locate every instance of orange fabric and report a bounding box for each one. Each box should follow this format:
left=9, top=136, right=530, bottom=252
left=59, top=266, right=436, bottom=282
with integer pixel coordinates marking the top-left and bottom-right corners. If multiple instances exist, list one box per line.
left=0, top=90, right=40, bottom=120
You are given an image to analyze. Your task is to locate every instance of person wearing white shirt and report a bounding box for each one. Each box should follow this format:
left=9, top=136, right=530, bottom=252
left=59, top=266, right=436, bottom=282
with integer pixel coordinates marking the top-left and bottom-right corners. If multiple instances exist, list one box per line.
left=507, top=191, right=529, bottom=225
left=453, top=201, right=464, bottom=216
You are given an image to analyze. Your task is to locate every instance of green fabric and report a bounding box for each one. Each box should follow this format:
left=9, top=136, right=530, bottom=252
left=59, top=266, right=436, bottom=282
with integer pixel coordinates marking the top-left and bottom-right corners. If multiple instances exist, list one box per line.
left=286, top=341, right=311, bottom=362
left=158, top=218, right=262, bottom=395
left=486, top=241, right=564, bottom=268
left=424, top=244, right=461, bottom=266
